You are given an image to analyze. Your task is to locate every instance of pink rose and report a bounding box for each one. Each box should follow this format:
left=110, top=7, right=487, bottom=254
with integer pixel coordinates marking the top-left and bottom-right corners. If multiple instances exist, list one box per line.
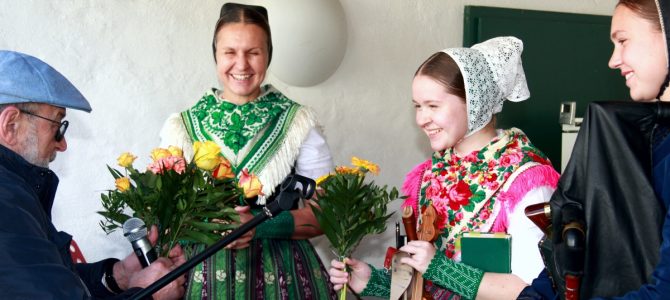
left=485, top=181, right=499, bottom=190
left=147, top=156, right=185, bottom=174
left=463, top=152, right=478, bottom=163
left=479, top=209, right=491, bottom=220
left=424, top=178, right=443, bottom=201
left=482, top=173, right=499, bottom=189
left=147, top=158, right=172, bottom=174
left=500, top=152, right=523, bottom=167
left=447, top=181, right=472, bottom=210
left=488, top=160, right=496, bottom=170
left=170, top=157, right=186, bottom=174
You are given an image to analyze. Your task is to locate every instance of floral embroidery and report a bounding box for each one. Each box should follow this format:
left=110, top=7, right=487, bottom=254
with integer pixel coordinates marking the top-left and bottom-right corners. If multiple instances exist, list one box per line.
left=193, top=270, right=204, bottom=283
left=313, top=268, right=322, bottom=279
left=215, top=270, right=226, bottom=281
left=264, top=272, right=275, bottom=284
left=187, top=87, right=294, bottom=154
left=418, top=129, right=550, bottom=258
left=235, top=270, right=246, bottom=283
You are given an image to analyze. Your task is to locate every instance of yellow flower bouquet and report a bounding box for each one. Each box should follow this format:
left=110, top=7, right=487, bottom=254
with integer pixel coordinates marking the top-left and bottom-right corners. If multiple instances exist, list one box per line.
left=312, top=157, right=399, bottom=299
left=99, top=141, right=262, bottom=256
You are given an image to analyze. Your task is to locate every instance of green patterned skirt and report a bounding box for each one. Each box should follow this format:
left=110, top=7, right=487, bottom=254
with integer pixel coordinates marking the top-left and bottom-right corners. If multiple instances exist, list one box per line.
left=185, top=238, right=336, bottom=299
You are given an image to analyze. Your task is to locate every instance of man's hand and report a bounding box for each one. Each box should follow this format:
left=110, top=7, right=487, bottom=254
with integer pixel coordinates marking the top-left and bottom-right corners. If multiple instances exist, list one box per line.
left=127, top=257, right=186, bottom=300
left=113, top=224, right=187, bottom=299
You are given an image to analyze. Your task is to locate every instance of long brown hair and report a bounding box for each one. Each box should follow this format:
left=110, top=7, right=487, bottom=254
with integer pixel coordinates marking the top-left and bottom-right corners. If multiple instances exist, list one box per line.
left=414, top=52, right=466, bottom=100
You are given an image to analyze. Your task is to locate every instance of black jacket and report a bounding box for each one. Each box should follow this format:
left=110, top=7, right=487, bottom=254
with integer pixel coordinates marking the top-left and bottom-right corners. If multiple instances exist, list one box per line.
left=0, top=144, right=134, bottom=299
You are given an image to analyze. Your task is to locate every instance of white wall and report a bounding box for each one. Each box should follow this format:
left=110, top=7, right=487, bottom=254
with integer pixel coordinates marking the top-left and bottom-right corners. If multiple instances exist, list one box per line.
left=0, top=0, right=616, bottom=269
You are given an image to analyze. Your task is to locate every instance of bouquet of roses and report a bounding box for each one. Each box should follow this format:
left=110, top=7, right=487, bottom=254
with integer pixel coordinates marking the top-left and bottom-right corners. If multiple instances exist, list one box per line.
left=311, top=157, right=399, bottom=299
left=98, top=141, right=263, bottom=256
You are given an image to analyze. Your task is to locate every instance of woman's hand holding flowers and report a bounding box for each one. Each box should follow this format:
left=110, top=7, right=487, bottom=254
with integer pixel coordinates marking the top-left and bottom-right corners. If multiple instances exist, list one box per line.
left=328, top=258, right=371, bottom=294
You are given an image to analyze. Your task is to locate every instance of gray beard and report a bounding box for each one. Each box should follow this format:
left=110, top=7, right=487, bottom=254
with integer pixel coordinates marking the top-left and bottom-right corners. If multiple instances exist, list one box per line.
left=18, top=123, right=49, bottom=168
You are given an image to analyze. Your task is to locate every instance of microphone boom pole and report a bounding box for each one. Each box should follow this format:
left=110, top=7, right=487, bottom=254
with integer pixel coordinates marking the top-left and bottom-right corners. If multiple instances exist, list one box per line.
left=130, top=174, right=315, bottom=300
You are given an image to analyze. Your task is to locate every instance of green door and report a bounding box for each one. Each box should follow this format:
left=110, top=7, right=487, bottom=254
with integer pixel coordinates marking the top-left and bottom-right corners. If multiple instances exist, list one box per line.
left=463, top=6, right=629, bottom=170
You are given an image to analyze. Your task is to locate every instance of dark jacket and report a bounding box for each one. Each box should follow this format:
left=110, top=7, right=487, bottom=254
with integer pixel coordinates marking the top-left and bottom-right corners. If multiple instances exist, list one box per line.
left=0, top=144, right=133, bottom=299
left=520, top=102, right=670, bottom=299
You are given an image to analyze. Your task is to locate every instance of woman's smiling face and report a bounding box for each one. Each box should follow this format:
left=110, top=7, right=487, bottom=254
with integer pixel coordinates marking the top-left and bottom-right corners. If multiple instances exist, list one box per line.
left=215, top=22, right=270, bottom=104
left=609, top=4, right=668, bottom=101
left=413, top=74, right=468, bottom=152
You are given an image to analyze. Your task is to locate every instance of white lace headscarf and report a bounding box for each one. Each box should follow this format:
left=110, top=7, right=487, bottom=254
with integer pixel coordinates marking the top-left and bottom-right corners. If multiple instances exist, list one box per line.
left=442, top=36, right=530, bottom=136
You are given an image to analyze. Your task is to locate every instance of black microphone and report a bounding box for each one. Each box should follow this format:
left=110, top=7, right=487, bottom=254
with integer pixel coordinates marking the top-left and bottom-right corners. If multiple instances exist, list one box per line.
left=123, top=218, right=158, bottom=268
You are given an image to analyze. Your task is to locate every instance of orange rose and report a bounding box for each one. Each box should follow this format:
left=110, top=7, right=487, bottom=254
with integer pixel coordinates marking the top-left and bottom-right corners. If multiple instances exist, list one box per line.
left=212, top=156, right=235, bottom=179
left=238, top=168, right=263, bottom=198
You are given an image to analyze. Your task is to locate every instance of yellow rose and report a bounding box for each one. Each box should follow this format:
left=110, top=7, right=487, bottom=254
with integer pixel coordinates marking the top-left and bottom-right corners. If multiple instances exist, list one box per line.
left=351, top=156, right=380, bottom=175
left=117, top=152, right=137, bottom=168
left=238, top=169, right=263, bottom=198
left=316, top=173, right=332, bottom=186
left=167, top=145, right=183, bottom=158
left=115, top=177, right=131, bottom=192
left=212, top=156, right=235, bottom=179
left=150, top=148, right=172, bottom=162
left=193, top=141, right=222, bottom=171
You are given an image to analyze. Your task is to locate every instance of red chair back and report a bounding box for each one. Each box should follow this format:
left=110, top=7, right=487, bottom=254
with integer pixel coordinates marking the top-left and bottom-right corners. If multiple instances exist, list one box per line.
left=70, top=239, right=86, bottom=264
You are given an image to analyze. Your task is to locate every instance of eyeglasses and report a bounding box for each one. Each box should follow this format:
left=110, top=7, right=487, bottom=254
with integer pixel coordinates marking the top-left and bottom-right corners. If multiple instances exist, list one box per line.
left=19, top=110, right=69, bottom=142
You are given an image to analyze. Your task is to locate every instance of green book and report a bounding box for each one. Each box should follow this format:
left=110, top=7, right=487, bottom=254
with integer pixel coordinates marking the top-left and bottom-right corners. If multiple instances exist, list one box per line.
left=460, top=232, right=512, bottom=273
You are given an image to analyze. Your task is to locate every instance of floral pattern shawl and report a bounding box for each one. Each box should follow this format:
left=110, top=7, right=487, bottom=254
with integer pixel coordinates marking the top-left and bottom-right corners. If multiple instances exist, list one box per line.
left=415, top=128, right=551, bottom=259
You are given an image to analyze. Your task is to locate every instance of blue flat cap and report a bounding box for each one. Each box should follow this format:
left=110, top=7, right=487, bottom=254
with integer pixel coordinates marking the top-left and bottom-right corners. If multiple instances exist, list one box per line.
left=0, top=50, right=91, bottom=112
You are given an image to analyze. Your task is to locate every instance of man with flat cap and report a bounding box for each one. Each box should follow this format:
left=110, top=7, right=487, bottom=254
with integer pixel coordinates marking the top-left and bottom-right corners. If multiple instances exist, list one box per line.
left=0, top=50, right=186, bottom=299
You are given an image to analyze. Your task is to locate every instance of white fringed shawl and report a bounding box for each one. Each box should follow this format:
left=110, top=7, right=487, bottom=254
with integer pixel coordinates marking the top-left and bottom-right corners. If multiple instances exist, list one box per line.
left=159, top=106, right=318, bottom=204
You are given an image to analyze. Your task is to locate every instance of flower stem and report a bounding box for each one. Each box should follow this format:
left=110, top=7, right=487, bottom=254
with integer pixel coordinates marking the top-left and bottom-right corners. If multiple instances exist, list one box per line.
left=340, top=257, right=348, bottom=300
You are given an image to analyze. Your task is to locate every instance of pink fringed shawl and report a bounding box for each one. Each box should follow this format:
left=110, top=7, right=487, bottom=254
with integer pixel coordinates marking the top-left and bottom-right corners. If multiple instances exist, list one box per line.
left=489, top=164, right=559, bottom=232
left=400, top=160, right=559, bottom=232
left=401, top=159, right=431, bottom=217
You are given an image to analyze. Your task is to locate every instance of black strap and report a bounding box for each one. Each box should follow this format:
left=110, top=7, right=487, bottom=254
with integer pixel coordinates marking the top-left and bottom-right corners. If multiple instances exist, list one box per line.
left=103, top=258, right=123, bottom=294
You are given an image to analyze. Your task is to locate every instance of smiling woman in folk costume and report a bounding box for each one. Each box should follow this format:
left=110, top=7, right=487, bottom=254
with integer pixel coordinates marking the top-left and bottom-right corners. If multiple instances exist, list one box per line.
left=329, top=36, right=560, bottom=300
left=159, top=3, right=336, bottom=300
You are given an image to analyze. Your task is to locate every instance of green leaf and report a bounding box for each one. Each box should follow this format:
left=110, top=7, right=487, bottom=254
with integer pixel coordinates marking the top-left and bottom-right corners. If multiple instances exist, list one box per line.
left=107, top=165, right=123, bottom=179
left=463, top=202, right=475, bottom=212
left=182, top=229, right=218, bottom=245
left=312, top=169, right=400, bottom=258
left=470, top=190, right=486, bottom=203
left=189, top=221, right=237, bottom=231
